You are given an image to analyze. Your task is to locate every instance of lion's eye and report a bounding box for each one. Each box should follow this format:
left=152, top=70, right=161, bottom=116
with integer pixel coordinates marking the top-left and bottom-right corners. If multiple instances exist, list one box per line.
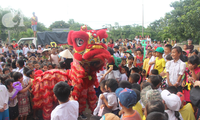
left=75, top=38, right=84, bottom=47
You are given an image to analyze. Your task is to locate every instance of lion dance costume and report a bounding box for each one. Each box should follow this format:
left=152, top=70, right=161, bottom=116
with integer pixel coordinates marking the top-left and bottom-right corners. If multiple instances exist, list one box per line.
left=32, top=25, right=111, bottom=120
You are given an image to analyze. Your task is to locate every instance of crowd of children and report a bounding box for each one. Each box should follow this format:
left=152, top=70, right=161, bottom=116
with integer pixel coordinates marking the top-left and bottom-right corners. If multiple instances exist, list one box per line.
left=0, top=37, right=200, bottom=120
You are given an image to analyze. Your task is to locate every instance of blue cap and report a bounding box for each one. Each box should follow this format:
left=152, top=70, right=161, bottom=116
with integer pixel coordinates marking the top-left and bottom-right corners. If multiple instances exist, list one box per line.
left=115, top=88, right=137, bottom=108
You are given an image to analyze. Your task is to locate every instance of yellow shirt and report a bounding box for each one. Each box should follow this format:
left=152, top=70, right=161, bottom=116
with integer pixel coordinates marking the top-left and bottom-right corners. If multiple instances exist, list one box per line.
left=179, top=103, right=195, bottom=120
left=143, top=58, right=150, bottom=76
left=162, top=68, right=167, bottom=78
left=132, top=102, right=143, bottom=118
left=142, top=115, right=146, bottom=120
left=154, top=57, right=165, bottom=74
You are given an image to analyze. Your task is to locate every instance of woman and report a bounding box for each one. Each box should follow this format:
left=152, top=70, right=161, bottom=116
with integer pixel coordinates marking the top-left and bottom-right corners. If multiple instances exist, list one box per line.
left=7, top=45, right=16, bottom=57
left=146, top=35, right=151, bottom=44
left=30, top=44, right=37, bottom=54
left=37, top=45, right=43, bottom=54
left=107, top=39, right=114, bottom=48
left=42, top=49, right=50, bottom=62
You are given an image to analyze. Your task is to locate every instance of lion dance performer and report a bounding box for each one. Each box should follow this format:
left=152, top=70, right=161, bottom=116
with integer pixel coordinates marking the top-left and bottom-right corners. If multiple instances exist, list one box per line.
left=32, top=25, right=111, bottom=119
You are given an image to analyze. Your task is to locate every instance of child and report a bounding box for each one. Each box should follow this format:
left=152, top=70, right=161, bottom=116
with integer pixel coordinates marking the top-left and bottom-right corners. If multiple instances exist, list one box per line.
left=154, top=47, right=165, bottom=75
left=191, top=49, right=198, bottom=56
left=32, top=61, right=40, bottom=71
left=119, top=81, right=132, bottom=89
left=167, top=86, right=178, bottom=94
left=16, top=46, right=23, bottom=57
left=124, top=50, right=132, bottom=59
left=113, top=46, right=120, bottom=58
left=26, top=61, right=33, bottom=70
left=101, top=48, right=121, bottom=82
left=5, top=79, right=19, bottom=120
left=129, top=73, right=140, bottom=84
left=100, top=79, right=119, bottom=116
left=16, top=59, right=24, bottom=74
left=134, top=48, right=143, bottom=67
left=116, top=88, right=141, bottom=120
left=148, top=75, right=162, bottom=93
left=141, top=69, right=146, bottom=82
left=182, top=55, right=200, bottom=102
left=51, top=81, right=79, bottom=120
left=183, top=44, right=189, bottom=56
left=157, top=41, right=162, bottom=47
left=3, top=68, right=10, bottom=75
left=93, top=80, right=111, bottom=116
left=144, top=100, right=165, bottom=120
left=13, top=72, right=31, bottom=120
left=26, top=70, right=35, bottom=81
left=130, top=67, right=139, bottom=74
left=101, top=113, right=120, bottom=120
left=143, top=51, right=152, bottom=76
left=50, top=47, right=61, bottom=66
left=23, top=44, right=29, bottom=57
left=146, top=112, right=168, bottom=120
left=0, top=84, right=9, bottom=120
left=120, top=58, right=126, bottom=67
left=161, top=90, right=183, bottom=120
left=177, top=92, right=195, bottom=120
left=42, top=63, right=48, bottom=72
left=166, top=46, right=186, bottom=87
left=132, top=89, right=143, bottom=118
left=23, top=67, right=30, bottom=86
left=48, top=62, right=54, bottom=70
left=120, top=47, right=126, bottom=58
left=126, top=56, right=134, bottom=71
left=149, top=50, right=156, bottom=72
left=120, top=66, right=128, bottom=81
left=163, top=44, right=172, bottom=61
left=150, top=69, right=158, bottom=75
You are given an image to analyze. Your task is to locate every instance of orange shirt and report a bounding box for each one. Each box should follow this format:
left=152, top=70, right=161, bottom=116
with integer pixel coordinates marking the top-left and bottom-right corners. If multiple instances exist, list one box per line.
left=122, top=110, right=142, bottom=120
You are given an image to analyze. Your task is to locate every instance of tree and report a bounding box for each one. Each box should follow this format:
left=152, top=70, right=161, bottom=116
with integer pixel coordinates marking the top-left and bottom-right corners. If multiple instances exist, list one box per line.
left=147, top=0, right=200, bottom=43
left=49, top=20, right=70, bottom=30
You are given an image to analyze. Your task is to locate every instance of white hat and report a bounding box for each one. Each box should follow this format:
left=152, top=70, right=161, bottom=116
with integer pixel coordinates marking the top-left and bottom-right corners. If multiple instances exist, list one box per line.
left=42, top=49, right=50, bottom=53
left=38, top=45, right=41, bottom=48
left=59, top=49, right=73, bottom=59
left=161, top=90, right=181, bottom=111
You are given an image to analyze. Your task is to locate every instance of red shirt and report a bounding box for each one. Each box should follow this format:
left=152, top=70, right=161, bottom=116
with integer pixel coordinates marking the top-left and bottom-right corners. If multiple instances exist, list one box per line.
left=108, top=43, right=114, bottom=48
left=136, top=55, right=143, bottom=67
left=13, top=43, right=18, bottom=48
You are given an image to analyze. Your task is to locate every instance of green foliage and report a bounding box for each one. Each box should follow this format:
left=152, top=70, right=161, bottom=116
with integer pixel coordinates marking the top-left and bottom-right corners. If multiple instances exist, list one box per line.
left=49, top=20, right=70, bottom=30
left=104, top=23, right=151, bottom=41
left=148, top=0, right=200, bottom=43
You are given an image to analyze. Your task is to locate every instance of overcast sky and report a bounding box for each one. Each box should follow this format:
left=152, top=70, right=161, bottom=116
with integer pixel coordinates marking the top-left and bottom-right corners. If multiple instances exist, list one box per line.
left=1, top=0, right=179, bottom=29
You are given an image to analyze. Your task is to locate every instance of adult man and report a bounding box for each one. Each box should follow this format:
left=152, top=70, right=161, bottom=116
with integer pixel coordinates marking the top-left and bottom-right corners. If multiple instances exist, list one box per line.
left=186, top=39, right=194, bottom=52
left=31, top=12, right=38, bottom=37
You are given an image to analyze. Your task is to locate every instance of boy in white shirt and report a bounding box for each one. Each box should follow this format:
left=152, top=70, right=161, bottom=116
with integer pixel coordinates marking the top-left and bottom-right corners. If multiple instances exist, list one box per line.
left=0, top=85, right=9, bottom=120
left=51, top=81, right=79, bottom=120
left=100, top=79, right=120, bottom=116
